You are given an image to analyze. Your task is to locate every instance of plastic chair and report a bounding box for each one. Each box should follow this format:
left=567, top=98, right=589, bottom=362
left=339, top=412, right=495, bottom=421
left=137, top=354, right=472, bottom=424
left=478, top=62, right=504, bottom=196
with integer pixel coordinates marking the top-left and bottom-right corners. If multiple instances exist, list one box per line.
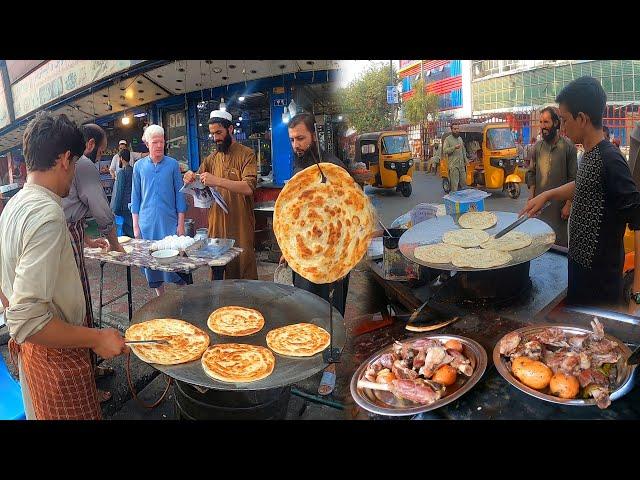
left=0, top=351, right=26, bottom=420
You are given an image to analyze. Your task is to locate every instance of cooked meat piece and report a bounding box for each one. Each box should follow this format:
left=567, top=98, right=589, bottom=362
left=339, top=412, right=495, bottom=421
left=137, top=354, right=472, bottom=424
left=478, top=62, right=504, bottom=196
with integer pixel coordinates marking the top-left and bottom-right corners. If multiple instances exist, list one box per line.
left=499, top=332, right=521, bottom=355
left=543, top=350, right=565, bottom=373
left=590, top=317, right=605, bottom=341
left=401, top=343, right=416, bottom=362
left=392, top=359, right=418, bottom=380
left=590, top=351, right=621, bottom=368
left=591, top=386, right=612, bottom=410
left=448, top=349, right=473, bottom=376
left=411, top=339, right=440, bottom=350
left=535, top=327, right=570, bottom=348
left=413, top=349, right=426, bottom=369
left=579, top=352, right=591, bottom=370
left=523, top=340, right=543, bottom=360
left=586, top=338, right=619, bottom=355
left=379, top=353, right=398, bottom=370
left=560, top=352, right=580, bottom=374
left=391, top=379, right=441, bottom=405
left=365, top=359, right=385, bottom=381
left=568, top=334, right=589, bottom=350
left=577, top=369, right=607, bottom=388
left=392, top=341, right=404, bottom=356
left=420, top=346, right=447, bottom=378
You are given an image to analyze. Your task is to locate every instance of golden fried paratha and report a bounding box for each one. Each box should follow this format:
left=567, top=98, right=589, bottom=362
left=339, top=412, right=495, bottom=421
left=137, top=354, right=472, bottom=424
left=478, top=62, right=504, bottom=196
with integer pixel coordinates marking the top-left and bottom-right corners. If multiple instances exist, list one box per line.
left=273, top=163, right=375, bottom=284
left=458, top=211, right=497, bottom=230
left=207, top=306, right=265, bottom=336
left=266, top=323, right=330, bottom=357
left=125, top=319, right=210, bottom=365
left=201, top=343, right=275, bottom=383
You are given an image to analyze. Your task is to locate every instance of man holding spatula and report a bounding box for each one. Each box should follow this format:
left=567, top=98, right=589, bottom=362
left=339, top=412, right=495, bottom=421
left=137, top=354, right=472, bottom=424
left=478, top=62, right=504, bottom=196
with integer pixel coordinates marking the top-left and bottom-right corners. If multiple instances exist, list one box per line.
left=522, top=77, right=640, bottom=314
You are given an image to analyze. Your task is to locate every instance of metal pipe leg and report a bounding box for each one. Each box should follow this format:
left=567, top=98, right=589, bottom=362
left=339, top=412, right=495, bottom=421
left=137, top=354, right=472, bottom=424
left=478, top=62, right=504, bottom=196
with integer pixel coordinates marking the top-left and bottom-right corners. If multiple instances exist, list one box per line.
left=211, top=266, right=225, bottom=280
left=127, top=266, right=133, bottom=323
left=99, top=261, right=105, bottom=329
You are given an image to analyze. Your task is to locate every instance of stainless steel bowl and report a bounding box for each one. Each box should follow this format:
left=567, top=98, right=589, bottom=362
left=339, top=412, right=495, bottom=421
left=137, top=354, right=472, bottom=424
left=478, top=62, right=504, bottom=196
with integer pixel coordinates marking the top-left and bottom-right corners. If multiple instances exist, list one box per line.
left=350, top=334, right=487, bottom=416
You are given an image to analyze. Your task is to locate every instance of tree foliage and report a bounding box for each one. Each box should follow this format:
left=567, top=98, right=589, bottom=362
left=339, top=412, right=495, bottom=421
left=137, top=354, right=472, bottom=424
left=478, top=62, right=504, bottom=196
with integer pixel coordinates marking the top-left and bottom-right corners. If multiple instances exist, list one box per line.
left=338, top=62, right=396, bottom=133
left=403, top=79, right=440, bottom=125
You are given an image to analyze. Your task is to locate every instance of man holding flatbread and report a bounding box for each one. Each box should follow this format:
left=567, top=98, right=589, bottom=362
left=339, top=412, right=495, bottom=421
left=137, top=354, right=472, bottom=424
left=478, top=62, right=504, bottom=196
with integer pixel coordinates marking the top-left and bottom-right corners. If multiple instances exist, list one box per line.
left=183, top=110, right=258, bottom=280
left=283, top=112, right=350, bottom=315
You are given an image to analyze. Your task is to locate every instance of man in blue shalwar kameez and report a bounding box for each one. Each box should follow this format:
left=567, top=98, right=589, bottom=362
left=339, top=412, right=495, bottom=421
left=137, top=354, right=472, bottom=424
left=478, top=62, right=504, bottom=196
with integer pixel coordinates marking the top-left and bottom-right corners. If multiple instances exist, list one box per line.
left=131, top=124, right=188, bottom=296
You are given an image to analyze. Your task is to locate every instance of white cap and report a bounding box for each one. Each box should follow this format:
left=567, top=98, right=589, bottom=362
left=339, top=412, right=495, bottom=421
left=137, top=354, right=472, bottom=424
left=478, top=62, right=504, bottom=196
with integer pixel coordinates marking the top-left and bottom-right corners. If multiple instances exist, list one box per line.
left=209, top=110, right=232, bottom=123
left=119, top=139, right=127, bottom=145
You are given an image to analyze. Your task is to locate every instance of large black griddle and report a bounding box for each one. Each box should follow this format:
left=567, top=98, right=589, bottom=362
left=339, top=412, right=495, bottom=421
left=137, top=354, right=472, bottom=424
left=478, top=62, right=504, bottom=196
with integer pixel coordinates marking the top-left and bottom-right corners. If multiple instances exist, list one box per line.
left=398, top=211, right=556, bottom=272
left=131, top=280, right=346, bottom=391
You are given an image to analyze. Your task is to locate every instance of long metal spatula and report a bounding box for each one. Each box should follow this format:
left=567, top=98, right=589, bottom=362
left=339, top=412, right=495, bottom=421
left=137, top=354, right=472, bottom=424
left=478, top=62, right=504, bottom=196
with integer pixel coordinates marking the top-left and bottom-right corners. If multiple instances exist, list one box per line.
left=125, top=340, right=169, bottom=345
left=494, top=201, right=552, bottom=239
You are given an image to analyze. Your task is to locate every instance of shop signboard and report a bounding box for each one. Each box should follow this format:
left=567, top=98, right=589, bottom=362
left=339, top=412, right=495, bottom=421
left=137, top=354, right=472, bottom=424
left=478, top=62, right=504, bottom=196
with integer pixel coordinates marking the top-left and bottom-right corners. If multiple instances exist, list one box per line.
left=11, top=60, right=144, bottom=119
left=386, top=85, right=398, bottom=104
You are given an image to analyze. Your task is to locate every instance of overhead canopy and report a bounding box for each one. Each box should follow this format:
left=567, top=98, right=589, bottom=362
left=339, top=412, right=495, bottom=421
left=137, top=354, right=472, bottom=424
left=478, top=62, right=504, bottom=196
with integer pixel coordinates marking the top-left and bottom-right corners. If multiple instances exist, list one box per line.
left=0, top=60, right=340, bottom=154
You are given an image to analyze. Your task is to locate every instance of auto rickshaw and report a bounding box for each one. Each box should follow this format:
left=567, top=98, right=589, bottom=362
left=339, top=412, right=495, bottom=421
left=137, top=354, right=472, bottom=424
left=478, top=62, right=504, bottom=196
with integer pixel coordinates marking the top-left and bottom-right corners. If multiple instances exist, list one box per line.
left=354, top=131, right=415, bottom=197
left=439, top=122, right=523, bottom=199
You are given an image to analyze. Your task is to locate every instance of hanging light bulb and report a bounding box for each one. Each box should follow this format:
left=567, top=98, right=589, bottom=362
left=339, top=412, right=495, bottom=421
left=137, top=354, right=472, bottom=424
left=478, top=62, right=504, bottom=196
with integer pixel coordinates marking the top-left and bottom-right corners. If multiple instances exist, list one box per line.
left=121, top=115, right=131, bottom=126
left=239, top=116, right=243, bottom=121
left=239, top=96, right=246, bottom=102
left=219, top=97, right=227, bottom=111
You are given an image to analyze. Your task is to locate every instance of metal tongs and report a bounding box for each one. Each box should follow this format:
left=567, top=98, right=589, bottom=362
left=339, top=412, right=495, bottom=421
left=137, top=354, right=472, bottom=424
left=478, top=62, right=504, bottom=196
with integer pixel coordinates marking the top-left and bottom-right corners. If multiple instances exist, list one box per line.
left=125, top=339, right=170, bottom=345
left=494, top=200, right=552, bottom=239
left=313, top=123, right=327, bottom=183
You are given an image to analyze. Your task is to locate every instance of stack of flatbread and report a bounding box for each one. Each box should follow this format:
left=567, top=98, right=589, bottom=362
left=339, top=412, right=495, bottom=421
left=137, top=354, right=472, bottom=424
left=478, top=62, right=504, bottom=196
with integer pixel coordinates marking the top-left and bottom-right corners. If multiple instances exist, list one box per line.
left=413, top=210, right=534, bottom=269
left=273, top=162, right=375, bottom=284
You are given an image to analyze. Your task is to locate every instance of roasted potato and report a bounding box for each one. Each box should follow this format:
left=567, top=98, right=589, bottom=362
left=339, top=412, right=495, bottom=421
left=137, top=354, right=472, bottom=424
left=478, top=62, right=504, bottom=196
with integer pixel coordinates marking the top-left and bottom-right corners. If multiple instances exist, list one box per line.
left=376, top=368, right=396, bottom=385
left=444, top=339, right=464, bottom=352
left=432, top=364, right=458, bottom=386
left=549, top=372, right=580, bottom=399
left=511, top=356, right=553, bottom=390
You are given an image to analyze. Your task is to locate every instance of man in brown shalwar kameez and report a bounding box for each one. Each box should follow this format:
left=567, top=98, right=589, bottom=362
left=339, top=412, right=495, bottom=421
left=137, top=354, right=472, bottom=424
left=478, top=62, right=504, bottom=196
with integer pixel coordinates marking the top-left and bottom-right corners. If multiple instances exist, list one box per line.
left=526, top=106, right=578, bottom=248
left=183, top=110, right=258, bottom=279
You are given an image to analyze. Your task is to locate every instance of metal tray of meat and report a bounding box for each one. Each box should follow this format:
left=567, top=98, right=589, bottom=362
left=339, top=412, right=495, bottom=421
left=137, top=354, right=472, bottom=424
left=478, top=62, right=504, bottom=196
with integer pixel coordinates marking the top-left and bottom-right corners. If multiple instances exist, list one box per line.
left=350, top=334, right=487, bottom=416
left=493, top=325, right=637, bottom=407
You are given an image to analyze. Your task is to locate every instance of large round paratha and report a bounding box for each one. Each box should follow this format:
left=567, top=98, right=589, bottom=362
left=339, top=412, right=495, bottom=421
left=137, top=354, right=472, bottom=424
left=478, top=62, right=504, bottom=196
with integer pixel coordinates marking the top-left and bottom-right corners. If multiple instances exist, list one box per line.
left=451, top=248, right=512, bottom=269
left=125, top=319, right=210, bottom=365
left=201, top=344, right=275, bottom=383
left=207, top=306, right=265, bottom=336
left=413, top=243, right=465, bottom=264
left=458, top=211, right=497, bottom=230
left=266, top=323, right=330, bottom=357
left=273, top=163, right=376, bottom=284
left=480, top=231, right=533, bottom=251
left=442, top=229, right=490, bottom=248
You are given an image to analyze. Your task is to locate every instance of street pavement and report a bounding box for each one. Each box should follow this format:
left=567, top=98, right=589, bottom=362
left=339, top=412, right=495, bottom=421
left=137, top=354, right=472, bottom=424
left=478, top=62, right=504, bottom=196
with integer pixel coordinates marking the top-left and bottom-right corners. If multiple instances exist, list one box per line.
left=369, top=167, right=528, bottom=226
